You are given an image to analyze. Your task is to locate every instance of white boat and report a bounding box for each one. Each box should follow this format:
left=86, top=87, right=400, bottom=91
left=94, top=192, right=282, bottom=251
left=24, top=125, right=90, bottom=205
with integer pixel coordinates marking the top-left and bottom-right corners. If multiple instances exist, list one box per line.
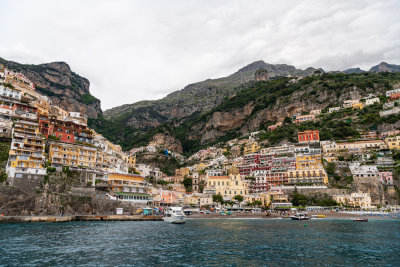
left=163, top=207, right=186, bottom=224
left=290, top=212, right=310, bottom=220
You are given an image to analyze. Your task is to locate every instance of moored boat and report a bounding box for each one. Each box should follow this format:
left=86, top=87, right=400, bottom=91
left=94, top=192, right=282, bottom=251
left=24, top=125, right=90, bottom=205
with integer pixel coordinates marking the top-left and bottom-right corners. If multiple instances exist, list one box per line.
left=290, top=212, right=310, bottom=220
left=353, top=218, right=368, bottom=222
left=163, top=207, right=186, bottom=224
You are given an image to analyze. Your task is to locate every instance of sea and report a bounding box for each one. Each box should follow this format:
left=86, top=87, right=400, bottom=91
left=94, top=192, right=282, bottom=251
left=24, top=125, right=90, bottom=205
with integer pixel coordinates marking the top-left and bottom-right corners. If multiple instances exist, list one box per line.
left=1, top=218, right=399, bottom=266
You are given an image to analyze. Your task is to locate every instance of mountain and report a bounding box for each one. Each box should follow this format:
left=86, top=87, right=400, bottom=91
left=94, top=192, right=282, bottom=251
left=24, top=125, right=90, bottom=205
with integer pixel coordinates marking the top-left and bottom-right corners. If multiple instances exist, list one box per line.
left=91, top=60, right=400, bottom=154
left=343, top=68, right=366, bottom=74
left=102, top=60, right=323, bottom=128
left=370, top=62, right=400, bottom=73
left=91, top=61, right=323, bottom=150
left=0, top=57, right=102, bottom=118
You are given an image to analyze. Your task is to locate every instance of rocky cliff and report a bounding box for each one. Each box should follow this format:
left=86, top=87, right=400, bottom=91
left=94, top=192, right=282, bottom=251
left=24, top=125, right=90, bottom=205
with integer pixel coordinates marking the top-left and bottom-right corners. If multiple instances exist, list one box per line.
left=0, top=57, right=102, bottom=118
left=370, top=62, right=400, bottom=73
left=103, top=60, right=323, bottom=124
left=90, top=60, right=400, bottom=153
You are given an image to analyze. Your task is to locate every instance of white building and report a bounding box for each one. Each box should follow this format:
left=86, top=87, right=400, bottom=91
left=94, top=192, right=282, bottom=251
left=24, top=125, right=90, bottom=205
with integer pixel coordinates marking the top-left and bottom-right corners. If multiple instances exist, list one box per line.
left=0, top=84, right=22, bottom=100
left=329, top=107, right=341, bottom=113
left=365, top=97, right=380, bottom=106
left=386, top=88, right=400, bottom=97
left=349, top=163, right=379, bottom=183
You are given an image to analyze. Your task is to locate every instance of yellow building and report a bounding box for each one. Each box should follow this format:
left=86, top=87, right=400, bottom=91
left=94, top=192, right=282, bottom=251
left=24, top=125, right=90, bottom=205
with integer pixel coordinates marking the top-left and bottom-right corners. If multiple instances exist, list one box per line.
left=333, top=193, right=374, bottom=209
left=33, top=96, right=51, bottom=116
left=269, top=191, right=289, bottom=203
left=194, top=163, right=207, bottom=172
left=107, top=173, right=151, bottom=203
left=4, top=72, right=35, bottom=92
left=287, top=168, right=328, bottom=185
left=296, top=154, right=322, bottom=169
left=205, top=173, right=249, bottom=200
left=384, top=136, right=400, bottom=149
left=128, top=155, right=136, bottom=169
left=321, top=140, right=386, bottom=155
left=108, top=173, right=146, bottom=192
left=184, top=194, right=200, bottom=206
left=244, top=141, right=260, bottom=154
left=352, top=102, right=364, bottom=110
left=48, top=141, right=97, bottom=168
left=175, top=167, right=190, bottom=178
left=7, top=118, right=46, bottom=178
left=245, top=192, right=271, bottom=206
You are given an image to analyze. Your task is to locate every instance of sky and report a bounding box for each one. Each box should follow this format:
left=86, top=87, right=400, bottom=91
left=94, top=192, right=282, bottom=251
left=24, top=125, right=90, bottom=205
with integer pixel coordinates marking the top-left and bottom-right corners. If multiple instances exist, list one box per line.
left=0, top=0, right=399, bottom=110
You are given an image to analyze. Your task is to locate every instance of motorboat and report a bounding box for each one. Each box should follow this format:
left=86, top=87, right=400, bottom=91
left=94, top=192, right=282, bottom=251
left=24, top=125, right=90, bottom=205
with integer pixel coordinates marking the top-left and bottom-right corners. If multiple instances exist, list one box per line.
left=353, top=218, right=368, bottom=222
left=290, top=212, right=310, bottom=220
left=163, top=207, right=186, bottom=224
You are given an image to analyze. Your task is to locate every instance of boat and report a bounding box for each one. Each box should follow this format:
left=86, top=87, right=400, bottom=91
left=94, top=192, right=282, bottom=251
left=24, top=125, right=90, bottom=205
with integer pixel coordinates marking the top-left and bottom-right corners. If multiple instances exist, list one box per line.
left=353, top=218, right=368, bottom=222
left=290, top=212, right=310, bottom=220
left=311, top=214, right=326, bottom=218
left=163, top=207, right=186, bottom=224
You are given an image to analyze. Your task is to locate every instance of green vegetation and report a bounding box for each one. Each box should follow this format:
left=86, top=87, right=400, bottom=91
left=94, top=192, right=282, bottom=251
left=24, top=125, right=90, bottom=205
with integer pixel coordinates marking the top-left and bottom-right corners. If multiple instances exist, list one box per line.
left=80, top=93, right=98, bottom=104
left=234, top=195, right=244, bottom=202
left=212, top=193, right=224, bottom=204
left=90, top=72, right=400, bottom=155
left=0, top=141, right=10, bottom=183
left=182, top=177, right=192, bottom=192
left=292, top=190, right=337, bottom=206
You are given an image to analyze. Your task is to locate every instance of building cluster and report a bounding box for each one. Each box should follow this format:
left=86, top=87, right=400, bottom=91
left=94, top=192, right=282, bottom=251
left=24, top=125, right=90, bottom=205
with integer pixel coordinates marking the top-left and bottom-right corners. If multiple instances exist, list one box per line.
left=0, top=65, right=142, bottom=198
left=2, top=65, right=400, bottom=211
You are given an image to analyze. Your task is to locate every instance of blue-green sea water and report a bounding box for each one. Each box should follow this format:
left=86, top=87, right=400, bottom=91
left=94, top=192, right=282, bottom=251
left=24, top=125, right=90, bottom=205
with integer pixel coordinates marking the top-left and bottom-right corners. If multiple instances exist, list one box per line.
left=1, top=218, right=400, bottom=266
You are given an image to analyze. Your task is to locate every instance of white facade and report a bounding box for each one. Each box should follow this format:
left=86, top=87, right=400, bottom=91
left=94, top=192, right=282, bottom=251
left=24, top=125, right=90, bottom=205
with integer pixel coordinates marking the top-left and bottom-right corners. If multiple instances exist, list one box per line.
left=0, top=84, right=22, bottom=100
left=329, top=107, right=341, bottom=113
left=365, top=97, right=380, bottom=106
left=386, top=88, right=400, bottom=97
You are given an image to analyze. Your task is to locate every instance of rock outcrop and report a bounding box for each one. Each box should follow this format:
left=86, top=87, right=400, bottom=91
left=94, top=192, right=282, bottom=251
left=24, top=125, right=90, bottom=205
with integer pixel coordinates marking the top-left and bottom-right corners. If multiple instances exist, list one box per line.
left=0, top=57, right=102, bottom=118
left=151, top=133, right=183, bottom=153
left=370, top=62, right=400, bottom=73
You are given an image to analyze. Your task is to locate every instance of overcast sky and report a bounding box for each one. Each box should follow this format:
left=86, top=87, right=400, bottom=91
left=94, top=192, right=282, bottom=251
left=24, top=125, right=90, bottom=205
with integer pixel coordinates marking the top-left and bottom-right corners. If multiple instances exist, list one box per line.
left=0, top=0, right=399, bottom=110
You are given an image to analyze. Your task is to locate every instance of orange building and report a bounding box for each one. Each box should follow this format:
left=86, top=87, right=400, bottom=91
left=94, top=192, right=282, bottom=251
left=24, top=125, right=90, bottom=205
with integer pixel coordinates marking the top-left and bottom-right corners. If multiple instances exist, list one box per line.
left=298, top=130, right=320, bottom=143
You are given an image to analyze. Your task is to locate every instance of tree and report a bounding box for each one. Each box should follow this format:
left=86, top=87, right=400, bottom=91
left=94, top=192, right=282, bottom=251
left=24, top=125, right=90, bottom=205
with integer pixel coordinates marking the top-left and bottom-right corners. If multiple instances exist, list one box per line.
left=182, top=177, right=192, bottom=191
left=234, top=195, right=244, bottom=203
left=283, top=116, right=292, bottom=124
left=292, top=192, right=308, bottom=206
left=253, top=200, right=262, bottom=207
left=212, top=193, right=224, bottom=204
left=326, top=162, right=336, bottom=175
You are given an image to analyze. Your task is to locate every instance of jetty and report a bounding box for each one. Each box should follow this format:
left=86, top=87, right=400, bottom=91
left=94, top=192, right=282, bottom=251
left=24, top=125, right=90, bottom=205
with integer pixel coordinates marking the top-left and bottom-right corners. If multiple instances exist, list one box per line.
left=0, top=215, right=163, bottom=223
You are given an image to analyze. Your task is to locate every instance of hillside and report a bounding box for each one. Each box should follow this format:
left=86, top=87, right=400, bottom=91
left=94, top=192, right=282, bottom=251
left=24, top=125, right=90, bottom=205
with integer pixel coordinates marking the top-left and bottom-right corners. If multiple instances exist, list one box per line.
left=102, top=61, right=322, bottom=126
left=91, top=60, right=323, bottom=149
left=0, top=57, right=102, bottom=118
left=91, top=71, right=400, bottom=154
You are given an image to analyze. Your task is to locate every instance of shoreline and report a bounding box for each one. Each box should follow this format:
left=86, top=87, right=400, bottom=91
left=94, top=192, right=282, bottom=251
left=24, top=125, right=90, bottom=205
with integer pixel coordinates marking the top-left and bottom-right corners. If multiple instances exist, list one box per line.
left=1, top=211, right=399, bottom=223
left=0, top=215, right=163, bottom=223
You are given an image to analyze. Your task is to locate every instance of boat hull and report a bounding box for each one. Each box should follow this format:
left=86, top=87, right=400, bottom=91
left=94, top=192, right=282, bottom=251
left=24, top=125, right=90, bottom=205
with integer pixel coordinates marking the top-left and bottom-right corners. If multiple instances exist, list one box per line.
left=290, top=217, right=310, bottom=220
left=163, top=215, right=186, bottom=224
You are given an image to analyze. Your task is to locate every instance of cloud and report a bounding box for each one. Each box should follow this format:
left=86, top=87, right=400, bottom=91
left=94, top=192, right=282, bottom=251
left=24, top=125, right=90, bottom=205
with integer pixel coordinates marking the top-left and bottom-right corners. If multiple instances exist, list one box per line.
left=0, top=0, right=399, bottom=110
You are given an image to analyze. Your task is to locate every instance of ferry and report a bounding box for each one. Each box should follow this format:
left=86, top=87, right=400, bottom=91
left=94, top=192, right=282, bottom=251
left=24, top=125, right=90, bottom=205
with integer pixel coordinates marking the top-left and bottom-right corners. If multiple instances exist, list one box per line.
left=290, top=212, right=310, bottom=220
left=163, top=207, right=186, bottom=224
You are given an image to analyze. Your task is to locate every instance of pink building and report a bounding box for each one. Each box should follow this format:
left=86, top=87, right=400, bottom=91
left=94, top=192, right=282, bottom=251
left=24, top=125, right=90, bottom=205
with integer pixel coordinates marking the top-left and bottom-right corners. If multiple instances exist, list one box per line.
left=159, top=189, right=180, bottom=204
left=268, top=122, right=282, bottom=132
left=379, top=171, right=393, bottom=185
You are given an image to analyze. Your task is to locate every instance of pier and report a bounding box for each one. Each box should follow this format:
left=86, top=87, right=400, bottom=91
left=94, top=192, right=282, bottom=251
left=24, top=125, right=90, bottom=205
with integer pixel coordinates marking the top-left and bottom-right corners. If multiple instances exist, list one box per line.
left=0, top=215, right=163, bottom=223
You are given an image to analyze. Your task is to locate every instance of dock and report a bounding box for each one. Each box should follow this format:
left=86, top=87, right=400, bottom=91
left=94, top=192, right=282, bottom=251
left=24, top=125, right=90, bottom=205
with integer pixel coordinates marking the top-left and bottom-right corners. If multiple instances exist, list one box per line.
left=0, top=215, right=163, bottom=223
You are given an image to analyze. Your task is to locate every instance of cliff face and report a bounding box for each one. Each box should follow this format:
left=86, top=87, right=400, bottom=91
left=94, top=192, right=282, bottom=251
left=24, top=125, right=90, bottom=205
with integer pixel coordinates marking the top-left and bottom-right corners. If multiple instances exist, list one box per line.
left=151, top=133, right=183, bottom=154
left=370, top=62, right=400, bottom=73
left=103, top=60, right=323, bottom=124
left=0, top=57, right=102, bottom=118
